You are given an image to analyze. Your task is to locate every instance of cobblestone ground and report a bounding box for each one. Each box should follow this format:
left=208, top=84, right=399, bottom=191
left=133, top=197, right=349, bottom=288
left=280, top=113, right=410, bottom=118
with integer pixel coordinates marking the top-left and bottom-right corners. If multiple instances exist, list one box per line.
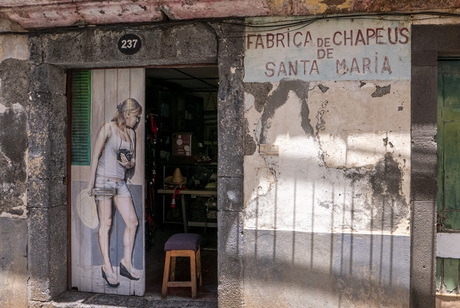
left=35, top=290, right=218, bottom=308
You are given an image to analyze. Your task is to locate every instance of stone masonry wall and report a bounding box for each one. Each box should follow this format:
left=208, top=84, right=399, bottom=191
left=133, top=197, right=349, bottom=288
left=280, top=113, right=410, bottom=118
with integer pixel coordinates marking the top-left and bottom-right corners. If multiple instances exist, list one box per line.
left=0, top=20, right=31, bottom=308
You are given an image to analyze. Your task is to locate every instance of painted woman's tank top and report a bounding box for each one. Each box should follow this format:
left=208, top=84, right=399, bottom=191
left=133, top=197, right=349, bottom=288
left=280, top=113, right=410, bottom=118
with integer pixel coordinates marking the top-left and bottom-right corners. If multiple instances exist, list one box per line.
left=96, top=122, right=133, bottom=179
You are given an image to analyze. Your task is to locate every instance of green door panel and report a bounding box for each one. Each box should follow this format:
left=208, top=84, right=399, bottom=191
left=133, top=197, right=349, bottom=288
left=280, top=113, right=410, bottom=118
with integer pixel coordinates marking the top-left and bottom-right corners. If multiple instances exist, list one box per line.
left=436, top=258, right=442, bottom=290
left=444, top=258, right=460, bottom=292
left=442, top=212, right=460, bottom=230
left=438, top=61, right=460, bottom=230
left=443, top=122, right=460, bottom=211
left=437, top=60, right=460, bottom=294
left=442, top=76, right=460, bottom=107
left=442, top=109, right=460, bottom=122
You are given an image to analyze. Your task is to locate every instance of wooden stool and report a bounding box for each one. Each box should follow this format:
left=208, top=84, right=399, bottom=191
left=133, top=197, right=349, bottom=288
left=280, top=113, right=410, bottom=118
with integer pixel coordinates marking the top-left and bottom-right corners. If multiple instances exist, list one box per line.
left=161, top=233, right=202, bottom=299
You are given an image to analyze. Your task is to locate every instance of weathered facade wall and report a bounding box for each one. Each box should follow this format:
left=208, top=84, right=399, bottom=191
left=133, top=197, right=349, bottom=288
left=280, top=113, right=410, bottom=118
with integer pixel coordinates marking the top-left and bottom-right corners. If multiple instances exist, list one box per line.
left=0, top=21, right=30, bottom=308
left=243, top=17, right=412, bottom=307
left=2, top=0, right=460, bottom=29
left=0, top=19, right=70, bottom=306
left=1, top=6, right=460, bottom=307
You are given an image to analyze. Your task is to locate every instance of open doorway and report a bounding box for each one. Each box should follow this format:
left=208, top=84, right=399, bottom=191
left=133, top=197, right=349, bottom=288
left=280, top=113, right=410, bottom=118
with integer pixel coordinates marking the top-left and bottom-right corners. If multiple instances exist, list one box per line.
left=143, top=66, right=219, bottom=301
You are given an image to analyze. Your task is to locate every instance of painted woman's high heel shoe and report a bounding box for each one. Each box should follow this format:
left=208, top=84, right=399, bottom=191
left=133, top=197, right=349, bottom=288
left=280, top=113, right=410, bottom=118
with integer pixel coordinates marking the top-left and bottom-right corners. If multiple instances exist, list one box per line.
left=120, top=261, right=140, bottom=281
left=101, top=267, right=120, bottom=288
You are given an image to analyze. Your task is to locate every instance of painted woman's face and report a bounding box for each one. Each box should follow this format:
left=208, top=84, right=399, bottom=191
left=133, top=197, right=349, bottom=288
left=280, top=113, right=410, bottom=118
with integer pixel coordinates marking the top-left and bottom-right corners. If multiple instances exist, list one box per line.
left=125, top=111, right=141, bottom=129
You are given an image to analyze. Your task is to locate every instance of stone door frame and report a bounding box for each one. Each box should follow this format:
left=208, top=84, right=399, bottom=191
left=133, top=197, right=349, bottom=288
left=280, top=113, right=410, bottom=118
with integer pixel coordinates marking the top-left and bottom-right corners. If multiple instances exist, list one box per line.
left=410, top=24, right=460, bottom=307
left=27, top=20, right=245, bottom=307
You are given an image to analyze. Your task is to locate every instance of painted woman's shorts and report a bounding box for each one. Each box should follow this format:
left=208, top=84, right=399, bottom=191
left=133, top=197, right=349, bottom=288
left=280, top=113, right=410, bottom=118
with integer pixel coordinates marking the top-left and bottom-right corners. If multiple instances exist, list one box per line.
left=94, top=176, right=131, bottom=200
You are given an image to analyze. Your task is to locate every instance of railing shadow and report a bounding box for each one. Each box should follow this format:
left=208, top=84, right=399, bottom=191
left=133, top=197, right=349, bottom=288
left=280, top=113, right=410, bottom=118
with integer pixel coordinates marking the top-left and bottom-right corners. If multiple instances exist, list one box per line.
left=244, top=168, right=410, bottom=307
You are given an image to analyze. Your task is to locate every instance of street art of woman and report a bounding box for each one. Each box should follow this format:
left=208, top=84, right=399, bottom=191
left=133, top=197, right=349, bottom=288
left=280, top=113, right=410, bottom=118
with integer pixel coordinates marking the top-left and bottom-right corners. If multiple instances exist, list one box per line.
left=88, top=98, right=143, bottom=288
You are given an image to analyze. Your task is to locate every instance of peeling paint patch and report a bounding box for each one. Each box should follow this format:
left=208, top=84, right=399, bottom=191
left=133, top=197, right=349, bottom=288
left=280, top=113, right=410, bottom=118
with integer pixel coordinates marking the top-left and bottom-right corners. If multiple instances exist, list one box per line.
left=244, top=82, right=273, bottom=113
left=245, top=93, right=255, bottom=112
left=158, top=6, right=176, bottom=20
left=316, top=109, right=326, bottom=131
left=318, top=84, right=329, bottom=93
left=368, top=152, right=409, bottom=232
left=227, top=190, right=237, bottom=202
left=244, top=118, right=257, bottom=155
left=383, top=137, right=389, bottom=146
left=0, top=35, right=29, bottom=63
left=255, top=79, right=312, bottom=144
left=371, top=152, right=402, bottom=197
left=371, top=84, right=391, bottom=97
left=0, top=210, right=26, bottom=219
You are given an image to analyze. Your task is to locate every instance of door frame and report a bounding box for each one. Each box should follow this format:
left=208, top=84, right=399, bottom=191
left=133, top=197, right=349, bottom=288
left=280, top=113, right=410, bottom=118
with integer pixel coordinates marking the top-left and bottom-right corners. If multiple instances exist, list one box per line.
left=25, top=20, right=246, bottom=305
left=411, top=25, right=460, bottom=307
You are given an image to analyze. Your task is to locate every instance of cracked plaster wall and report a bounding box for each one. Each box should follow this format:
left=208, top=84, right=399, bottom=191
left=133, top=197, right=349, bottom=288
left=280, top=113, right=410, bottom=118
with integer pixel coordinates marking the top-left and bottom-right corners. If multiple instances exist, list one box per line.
left=244, top=79, right=410, bottom=234
left=243, top=75, right=411, bottom=306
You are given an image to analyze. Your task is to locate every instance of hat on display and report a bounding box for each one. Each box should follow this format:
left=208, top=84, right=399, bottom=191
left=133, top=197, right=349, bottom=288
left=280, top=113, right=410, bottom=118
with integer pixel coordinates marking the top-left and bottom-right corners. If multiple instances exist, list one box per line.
left=165, top=168, right=187, bottom=186
left=76, top=188, right=98, bottom=229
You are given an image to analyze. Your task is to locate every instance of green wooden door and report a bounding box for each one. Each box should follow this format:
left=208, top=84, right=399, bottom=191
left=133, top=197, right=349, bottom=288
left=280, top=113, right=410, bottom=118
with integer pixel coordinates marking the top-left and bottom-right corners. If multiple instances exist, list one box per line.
left=437, top=60, right=460, bottom=293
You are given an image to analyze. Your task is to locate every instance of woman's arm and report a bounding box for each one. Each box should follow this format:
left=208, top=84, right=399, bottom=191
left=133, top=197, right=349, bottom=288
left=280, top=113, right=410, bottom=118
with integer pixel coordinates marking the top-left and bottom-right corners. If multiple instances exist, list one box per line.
left=87, top=122, right=111, bottom=194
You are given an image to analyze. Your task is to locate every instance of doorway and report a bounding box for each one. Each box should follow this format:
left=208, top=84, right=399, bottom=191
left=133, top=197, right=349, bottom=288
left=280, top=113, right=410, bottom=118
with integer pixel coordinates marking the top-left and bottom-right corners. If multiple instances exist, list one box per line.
left=68, top=66, right=219, bottom=300
left=143, top=66, right=219, bottom=300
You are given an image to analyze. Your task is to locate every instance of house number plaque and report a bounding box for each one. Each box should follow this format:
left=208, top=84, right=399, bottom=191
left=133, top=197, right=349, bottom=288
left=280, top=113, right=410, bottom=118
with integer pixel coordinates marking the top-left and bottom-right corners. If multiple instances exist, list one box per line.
left=118, top=34, right=142, bottom=55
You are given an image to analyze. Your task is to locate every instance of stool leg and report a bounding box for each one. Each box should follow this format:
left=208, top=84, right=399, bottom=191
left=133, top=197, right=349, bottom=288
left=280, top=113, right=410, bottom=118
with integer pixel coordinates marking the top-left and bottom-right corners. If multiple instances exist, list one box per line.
left=162, top=251, right=171, bottom=299
left=196, top=247, right=202, bottom=286
left=190, top=251, right=197, bottom=298
left=170, top=256, right=176, bottom=281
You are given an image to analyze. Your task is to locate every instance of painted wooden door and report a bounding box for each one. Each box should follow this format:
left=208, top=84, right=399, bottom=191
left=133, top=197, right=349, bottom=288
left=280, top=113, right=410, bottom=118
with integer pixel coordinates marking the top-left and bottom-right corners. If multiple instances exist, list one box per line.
left=437, top=60, right=460, bottom=293
left=70, top=68, right=145, bottom=296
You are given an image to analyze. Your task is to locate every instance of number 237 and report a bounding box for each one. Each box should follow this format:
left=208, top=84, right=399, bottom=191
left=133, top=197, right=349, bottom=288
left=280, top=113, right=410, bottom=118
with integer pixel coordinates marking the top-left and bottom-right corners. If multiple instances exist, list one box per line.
left=121, top=39, right=138, bottom=49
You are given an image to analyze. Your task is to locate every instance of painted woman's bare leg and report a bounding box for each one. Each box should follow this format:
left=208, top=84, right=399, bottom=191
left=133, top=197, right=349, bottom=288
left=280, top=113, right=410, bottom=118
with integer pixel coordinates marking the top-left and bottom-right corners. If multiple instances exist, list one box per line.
left=114, top=196, right=139, bottom=279
left=97, top=198, right=118, bottom=284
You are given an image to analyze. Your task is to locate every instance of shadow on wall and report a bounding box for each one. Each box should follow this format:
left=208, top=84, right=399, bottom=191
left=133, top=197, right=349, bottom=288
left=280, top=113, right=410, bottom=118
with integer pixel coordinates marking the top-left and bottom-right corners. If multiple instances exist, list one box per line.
left=244, top=231, right=410, bottom=307
left=236, top=160, right=413, bottom=307
left=242, top=178, right=411, bottom=307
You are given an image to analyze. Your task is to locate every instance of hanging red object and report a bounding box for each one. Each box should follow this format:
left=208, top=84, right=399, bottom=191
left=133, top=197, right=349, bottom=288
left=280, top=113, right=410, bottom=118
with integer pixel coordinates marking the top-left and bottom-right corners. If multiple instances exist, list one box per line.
left=171, top=186, right=181, bottom=208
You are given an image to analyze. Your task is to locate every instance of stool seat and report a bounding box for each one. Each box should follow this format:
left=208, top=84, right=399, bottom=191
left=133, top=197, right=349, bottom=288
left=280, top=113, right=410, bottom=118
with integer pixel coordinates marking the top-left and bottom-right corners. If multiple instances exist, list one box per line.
left=161, top=233, right=202, bottom=299
left=164, top=233, right=202, bottom=252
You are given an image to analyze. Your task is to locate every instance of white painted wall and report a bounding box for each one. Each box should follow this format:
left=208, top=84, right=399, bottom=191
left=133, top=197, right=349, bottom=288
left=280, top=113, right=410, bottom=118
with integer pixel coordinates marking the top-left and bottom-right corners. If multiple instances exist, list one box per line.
left=244, top=17, right=411, bottom=235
